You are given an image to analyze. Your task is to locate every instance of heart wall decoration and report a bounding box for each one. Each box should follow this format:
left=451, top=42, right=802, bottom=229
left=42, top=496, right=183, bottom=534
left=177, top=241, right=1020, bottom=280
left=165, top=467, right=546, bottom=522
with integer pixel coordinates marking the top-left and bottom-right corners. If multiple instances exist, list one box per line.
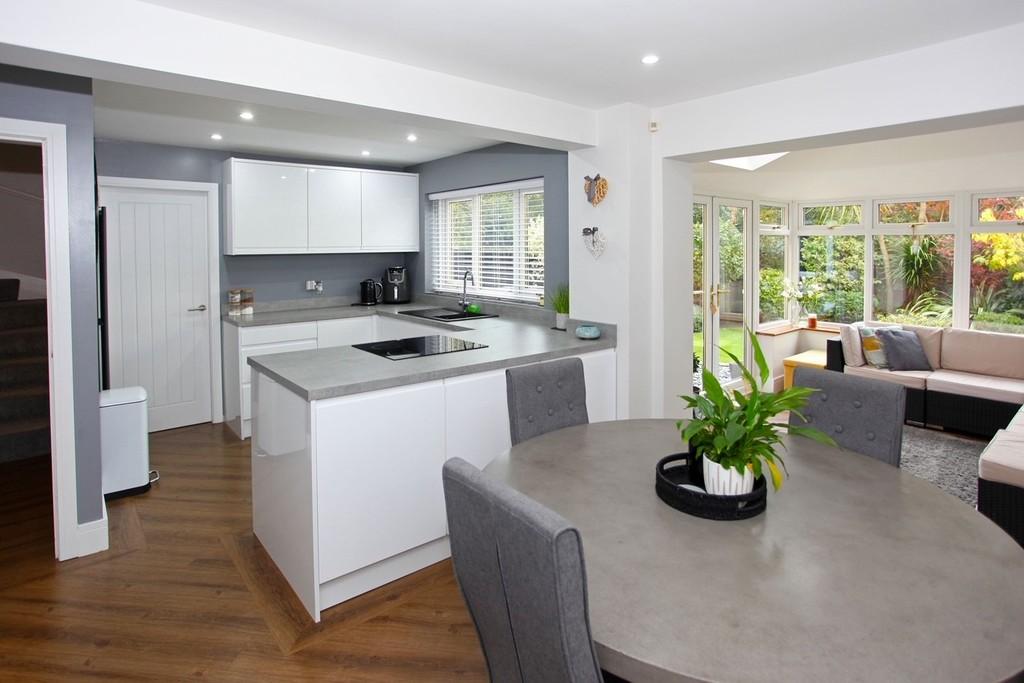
left=583, top=174, right=608, bottom=206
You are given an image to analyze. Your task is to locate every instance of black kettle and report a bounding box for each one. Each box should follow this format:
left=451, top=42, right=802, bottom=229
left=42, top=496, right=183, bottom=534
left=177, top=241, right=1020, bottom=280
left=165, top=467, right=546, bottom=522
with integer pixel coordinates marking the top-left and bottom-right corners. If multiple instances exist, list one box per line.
left=359, top=278, right=382, bottom=305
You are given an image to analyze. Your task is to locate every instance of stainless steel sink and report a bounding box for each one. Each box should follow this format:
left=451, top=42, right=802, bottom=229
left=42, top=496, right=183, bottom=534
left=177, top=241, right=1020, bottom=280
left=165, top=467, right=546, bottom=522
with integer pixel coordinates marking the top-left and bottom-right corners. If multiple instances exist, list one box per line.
left=400, top=308, right=499, bottom=322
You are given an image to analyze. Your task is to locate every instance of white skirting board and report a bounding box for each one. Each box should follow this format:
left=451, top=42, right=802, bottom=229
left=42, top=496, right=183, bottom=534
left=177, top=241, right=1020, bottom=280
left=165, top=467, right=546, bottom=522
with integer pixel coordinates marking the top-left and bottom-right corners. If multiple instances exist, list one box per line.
left=318, top=537, right=451, bottom=619
left=71, top=500, right=109, bottom=558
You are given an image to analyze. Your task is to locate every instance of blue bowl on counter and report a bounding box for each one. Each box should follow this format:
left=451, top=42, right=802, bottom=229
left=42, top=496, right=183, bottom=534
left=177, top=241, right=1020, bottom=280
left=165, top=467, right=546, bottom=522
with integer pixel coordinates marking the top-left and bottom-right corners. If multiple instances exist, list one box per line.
left=575, top=325, right=601, bottom=340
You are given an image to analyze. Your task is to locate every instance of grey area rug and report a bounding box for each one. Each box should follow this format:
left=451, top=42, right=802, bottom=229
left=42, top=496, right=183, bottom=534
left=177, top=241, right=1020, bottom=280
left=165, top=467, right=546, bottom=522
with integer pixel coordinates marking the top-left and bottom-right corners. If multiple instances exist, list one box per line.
left=901, top=426, right=987, bottom=507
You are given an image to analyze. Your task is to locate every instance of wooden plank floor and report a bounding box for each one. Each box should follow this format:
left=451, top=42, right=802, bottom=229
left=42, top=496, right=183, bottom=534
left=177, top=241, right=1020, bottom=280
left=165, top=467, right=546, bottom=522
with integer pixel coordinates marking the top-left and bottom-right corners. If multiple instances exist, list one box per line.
left=0, top=424, right=487, bottom=682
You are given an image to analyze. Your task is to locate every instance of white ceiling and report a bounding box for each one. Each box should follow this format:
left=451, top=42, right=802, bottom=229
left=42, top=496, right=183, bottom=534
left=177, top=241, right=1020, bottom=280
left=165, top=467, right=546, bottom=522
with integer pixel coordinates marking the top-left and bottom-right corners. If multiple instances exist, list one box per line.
left=696, top=120, right=1024, bottom=175
left=140, top=0, right=1024, bottom=108
left=692, top=120, right=1024, bottom=199
left=92, top=81, right=498, bottom=165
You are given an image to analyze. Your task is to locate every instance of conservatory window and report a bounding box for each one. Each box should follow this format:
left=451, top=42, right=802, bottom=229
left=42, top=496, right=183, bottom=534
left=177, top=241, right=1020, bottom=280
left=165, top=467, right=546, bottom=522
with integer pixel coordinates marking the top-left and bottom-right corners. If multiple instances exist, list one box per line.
left=757, top=203, right=789, bottom=326
left=801, top=203, right=863, bottom=228
left=872, top=234, right=954, bottom=327
left=973, top=193, right=1024, bottom=225
left=797, top=235, right=865, bottom=324
left=970, top=231, right=1024, bottom=335
left=875, top=199, right=951, bottom=227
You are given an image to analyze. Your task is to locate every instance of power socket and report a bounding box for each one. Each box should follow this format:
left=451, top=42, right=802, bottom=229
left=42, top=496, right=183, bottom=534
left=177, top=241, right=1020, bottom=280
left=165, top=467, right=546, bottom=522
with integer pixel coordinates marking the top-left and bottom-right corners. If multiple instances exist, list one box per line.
left=305, top=280, right=324, bottom=294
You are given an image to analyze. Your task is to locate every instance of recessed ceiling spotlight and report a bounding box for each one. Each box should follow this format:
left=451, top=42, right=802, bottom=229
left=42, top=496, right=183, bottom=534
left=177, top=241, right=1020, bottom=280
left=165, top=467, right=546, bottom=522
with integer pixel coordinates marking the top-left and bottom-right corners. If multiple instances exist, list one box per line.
left=641, top=54, right=660, bottom=65
left=210, top=133, right=223, bottom=141
left=361, top=150, right=371, bottom=156
left=239, top=111, right=254, bottom=121
left=406, top=133, right=418, bottom=142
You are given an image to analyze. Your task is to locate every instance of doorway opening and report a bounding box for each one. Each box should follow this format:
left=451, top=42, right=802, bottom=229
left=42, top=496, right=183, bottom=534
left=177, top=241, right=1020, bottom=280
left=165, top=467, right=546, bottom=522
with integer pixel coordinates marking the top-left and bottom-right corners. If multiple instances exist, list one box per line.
left=0, top=141, right=55, bottom=561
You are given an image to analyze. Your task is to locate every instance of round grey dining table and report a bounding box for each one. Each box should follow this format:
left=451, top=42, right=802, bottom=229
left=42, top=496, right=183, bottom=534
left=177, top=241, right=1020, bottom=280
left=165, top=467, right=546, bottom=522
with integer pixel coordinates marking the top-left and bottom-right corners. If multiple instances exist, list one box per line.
left=484, top=419, right=1024, bottom=683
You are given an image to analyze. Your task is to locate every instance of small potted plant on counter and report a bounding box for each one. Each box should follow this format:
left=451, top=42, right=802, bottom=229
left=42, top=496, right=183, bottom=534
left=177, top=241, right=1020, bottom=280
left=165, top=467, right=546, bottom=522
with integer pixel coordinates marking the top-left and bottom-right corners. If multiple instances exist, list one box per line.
left=553, top=283, right=570, bottom=331
left=679, top=328, right=835, bottom=495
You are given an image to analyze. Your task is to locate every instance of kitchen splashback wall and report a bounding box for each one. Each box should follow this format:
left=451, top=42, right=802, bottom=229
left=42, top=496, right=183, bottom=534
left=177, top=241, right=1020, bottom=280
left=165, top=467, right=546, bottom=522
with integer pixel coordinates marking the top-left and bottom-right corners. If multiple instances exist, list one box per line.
left=93, top=139, right=408, bottom=305
left=404, top=142, right=569, bottom=307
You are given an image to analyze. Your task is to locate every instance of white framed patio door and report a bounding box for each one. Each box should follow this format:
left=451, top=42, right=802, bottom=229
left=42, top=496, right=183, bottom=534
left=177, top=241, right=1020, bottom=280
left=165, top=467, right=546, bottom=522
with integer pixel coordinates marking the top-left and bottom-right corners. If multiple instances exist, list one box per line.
left=100, top=184, right=214, bottom=431
left=693, top=196, right=754, bottom=391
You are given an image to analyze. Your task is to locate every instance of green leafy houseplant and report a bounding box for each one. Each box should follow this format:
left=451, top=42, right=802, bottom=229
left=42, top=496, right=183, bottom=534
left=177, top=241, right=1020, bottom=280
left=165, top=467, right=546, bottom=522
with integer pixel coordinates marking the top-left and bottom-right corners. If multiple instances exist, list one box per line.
left=679, top=328, right=836, bottom=491
left=552, top=284, right=570, bottom=315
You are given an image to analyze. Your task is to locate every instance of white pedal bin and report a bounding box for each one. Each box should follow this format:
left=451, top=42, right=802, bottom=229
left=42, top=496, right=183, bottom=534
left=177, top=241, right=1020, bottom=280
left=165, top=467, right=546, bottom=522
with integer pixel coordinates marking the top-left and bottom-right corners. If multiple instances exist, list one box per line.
left=99, top=386, right=153, bottom=497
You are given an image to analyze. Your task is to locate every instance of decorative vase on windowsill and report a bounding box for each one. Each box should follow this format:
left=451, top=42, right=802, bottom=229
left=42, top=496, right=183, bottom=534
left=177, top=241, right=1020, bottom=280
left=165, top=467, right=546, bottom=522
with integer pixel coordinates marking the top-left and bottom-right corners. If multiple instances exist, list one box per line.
left=675, top=327, right=836, bottom=496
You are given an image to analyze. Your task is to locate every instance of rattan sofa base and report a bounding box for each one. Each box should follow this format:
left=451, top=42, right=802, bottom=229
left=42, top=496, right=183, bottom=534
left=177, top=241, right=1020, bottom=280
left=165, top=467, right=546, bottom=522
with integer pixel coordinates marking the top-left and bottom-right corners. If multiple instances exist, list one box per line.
left=978, top=478, right=1024, bottom=548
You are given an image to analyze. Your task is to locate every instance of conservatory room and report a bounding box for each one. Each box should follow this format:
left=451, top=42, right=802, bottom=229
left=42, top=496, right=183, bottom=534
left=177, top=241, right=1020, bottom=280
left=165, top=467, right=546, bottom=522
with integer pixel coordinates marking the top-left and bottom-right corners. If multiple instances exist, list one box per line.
left=690, top=118, right=1024, bottom=508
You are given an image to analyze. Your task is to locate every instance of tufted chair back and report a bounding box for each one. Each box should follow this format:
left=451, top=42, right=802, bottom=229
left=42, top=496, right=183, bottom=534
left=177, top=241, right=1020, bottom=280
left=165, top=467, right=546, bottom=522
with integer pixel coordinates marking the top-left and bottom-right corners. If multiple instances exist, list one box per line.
left=790, top=367, right=906, bottom=467
left=506, top=358, right=590, bottom=446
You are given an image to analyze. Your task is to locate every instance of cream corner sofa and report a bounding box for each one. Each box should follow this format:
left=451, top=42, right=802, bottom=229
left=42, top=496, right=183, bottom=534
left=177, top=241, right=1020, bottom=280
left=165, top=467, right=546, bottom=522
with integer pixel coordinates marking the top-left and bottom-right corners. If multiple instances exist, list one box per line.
left=978, top=407, right=1024, bottom=547
left=826, top=323, right=1024, bottom=436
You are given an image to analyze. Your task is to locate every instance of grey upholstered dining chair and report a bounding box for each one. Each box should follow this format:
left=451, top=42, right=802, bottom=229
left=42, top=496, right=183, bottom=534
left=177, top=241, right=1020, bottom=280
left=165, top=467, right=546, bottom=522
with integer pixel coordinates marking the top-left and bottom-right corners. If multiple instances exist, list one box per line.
left=442, top=457, right=604, bottom=683
left=506, top=357, right=589, bottom=445
left=790, top=367, right=906, bottom=467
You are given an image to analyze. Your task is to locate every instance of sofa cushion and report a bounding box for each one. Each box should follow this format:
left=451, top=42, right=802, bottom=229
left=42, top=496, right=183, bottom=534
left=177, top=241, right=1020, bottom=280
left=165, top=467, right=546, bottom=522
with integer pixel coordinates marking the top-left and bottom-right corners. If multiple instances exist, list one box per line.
left=858, top=325, right=901, bottom=368
left=941, top=327, right=1024, bottom=380
left=979, top=431, right=1024, bottom=488
left=877, top=329, right=932, bottom=371
left=838, top=324, right=865, bottom=367
left=1009, top=406, right=1024, bottom=432
left=843, top=364, right=931, bottom=390
left=900, top=324, right=942, bottom=370
left=927, top=369, right=1024, bottom=405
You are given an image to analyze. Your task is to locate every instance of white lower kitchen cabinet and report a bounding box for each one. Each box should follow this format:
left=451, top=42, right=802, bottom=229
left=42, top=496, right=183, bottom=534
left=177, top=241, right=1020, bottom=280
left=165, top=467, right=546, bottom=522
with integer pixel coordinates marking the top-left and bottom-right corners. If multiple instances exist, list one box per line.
left=249, top=347, right=617, bottom=621
left=316, top=317, right=376, bottom=348
left=374, top=315, right=443, bottom=340
left=314, top=382, right=447, bottom=582
left=444, top=370, right=512, bottom=471
left=223, top=321, right=318, bottom=439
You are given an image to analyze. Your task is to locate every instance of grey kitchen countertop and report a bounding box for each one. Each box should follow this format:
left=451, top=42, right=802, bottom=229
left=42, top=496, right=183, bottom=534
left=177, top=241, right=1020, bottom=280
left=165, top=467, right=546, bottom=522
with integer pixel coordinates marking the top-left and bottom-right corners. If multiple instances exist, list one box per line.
left=223, top=304, right=395, bottom=327
left=243, top=304, right=616, bottom=401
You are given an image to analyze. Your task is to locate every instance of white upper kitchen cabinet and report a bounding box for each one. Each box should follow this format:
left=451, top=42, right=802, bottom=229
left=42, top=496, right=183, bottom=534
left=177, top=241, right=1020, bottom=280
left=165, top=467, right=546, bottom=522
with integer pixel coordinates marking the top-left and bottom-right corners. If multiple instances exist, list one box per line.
left=225, top=159, right=309, bottom=254
left=361, top=172, right=420, bottom=251
left=225, top=158, right=419, bottom=255
left=307, top=167, right=362, bottom=252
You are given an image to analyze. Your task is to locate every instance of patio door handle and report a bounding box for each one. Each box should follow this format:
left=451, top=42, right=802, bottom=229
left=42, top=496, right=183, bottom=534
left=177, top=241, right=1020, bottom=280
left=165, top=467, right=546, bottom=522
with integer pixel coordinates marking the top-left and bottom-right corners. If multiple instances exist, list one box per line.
left=709, top=288, right=719, bottom=314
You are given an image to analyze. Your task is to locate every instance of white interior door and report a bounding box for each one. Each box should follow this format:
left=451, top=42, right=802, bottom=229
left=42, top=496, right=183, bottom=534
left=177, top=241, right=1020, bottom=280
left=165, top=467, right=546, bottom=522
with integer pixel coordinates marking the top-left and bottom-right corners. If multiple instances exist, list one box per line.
left=101, top=185, right=212, bottom=431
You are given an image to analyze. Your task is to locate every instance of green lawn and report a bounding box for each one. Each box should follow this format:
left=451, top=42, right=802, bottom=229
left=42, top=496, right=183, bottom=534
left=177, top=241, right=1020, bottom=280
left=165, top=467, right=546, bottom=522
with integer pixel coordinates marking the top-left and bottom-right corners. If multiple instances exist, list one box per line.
left=694, top=325, right=744, bottom=367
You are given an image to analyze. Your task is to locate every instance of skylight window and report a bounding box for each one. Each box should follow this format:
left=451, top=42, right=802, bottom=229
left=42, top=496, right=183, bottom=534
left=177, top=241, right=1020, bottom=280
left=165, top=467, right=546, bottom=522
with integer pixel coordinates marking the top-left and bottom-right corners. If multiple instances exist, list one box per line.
left=709, top=152, right=788, bottom=171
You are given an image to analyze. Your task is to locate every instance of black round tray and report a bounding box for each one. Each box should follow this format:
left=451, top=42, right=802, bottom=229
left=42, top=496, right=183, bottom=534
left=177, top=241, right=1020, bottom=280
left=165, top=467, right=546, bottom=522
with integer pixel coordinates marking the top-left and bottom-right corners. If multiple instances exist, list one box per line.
left=655, top=450, right=767, bottom=520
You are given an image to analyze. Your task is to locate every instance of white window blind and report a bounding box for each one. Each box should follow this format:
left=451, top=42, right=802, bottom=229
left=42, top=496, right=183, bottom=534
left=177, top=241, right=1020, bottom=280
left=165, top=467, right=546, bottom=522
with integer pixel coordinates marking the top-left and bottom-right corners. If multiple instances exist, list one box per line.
left=429, top=179, right=544, bottom=303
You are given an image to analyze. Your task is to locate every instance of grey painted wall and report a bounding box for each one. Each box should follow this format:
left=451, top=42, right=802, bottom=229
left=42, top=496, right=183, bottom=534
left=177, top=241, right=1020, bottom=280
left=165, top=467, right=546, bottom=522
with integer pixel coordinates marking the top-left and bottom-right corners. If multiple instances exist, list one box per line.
left=94, top=139, right=408, bottom=305
left=0, top=65, right=102, bottom=523
left=404, top=143, right=569, bottom=307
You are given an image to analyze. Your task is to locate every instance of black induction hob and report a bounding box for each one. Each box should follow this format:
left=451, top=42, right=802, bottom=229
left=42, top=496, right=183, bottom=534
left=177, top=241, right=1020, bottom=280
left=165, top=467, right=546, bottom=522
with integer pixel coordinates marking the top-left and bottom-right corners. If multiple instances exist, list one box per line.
left=353, top=335, right=488, bottom=361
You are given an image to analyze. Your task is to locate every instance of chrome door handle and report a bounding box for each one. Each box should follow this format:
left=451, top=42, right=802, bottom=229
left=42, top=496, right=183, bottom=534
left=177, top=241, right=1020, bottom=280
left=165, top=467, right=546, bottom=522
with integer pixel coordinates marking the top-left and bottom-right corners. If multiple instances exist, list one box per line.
left=188, top=305, right=207, bottom=312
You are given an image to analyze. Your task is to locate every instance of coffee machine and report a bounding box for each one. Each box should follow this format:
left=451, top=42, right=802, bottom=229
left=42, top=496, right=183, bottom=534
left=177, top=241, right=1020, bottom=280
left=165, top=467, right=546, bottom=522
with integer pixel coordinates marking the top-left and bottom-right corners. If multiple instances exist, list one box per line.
left=381, top=266, right=411, bottom=304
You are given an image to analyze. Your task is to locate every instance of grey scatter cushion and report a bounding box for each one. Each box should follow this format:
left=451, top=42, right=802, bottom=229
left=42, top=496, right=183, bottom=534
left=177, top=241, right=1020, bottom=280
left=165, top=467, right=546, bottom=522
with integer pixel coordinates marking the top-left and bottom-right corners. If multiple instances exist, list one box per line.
left=876, top=329, right=932, bottom=371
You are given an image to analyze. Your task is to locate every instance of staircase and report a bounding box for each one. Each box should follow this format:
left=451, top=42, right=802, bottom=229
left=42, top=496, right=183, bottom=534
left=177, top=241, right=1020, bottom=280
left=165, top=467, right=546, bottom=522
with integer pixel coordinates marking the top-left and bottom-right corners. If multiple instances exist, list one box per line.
left=0, top=300, right=49, bottom=464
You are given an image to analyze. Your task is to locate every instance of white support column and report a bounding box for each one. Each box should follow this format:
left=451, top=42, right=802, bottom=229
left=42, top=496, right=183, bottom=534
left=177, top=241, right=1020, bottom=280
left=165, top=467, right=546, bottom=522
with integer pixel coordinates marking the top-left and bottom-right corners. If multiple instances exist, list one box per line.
left=568, top=104, right=655, bottom=419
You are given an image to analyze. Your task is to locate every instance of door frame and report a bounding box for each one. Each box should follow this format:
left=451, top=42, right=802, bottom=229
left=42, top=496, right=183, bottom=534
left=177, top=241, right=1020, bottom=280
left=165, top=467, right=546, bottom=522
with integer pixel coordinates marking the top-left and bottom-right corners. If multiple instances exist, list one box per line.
left=97, top=176, right=223, bottom=425
left=0, top=116, right=96, bottom=560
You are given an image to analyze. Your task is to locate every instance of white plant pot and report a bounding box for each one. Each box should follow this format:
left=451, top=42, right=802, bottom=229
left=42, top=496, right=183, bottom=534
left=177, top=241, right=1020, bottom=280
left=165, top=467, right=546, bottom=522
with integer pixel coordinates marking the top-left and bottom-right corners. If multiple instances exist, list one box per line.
left=702, top=457, right=755, bottom=496
left=555, top=312, right=569, bottom=330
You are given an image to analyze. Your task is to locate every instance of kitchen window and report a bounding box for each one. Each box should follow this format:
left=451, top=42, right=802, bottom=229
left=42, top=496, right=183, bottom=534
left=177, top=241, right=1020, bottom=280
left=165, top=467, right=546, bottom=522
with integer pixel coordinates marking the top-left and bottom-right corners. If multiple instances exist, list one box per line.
left=429, top=179, right=544, bottom=303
